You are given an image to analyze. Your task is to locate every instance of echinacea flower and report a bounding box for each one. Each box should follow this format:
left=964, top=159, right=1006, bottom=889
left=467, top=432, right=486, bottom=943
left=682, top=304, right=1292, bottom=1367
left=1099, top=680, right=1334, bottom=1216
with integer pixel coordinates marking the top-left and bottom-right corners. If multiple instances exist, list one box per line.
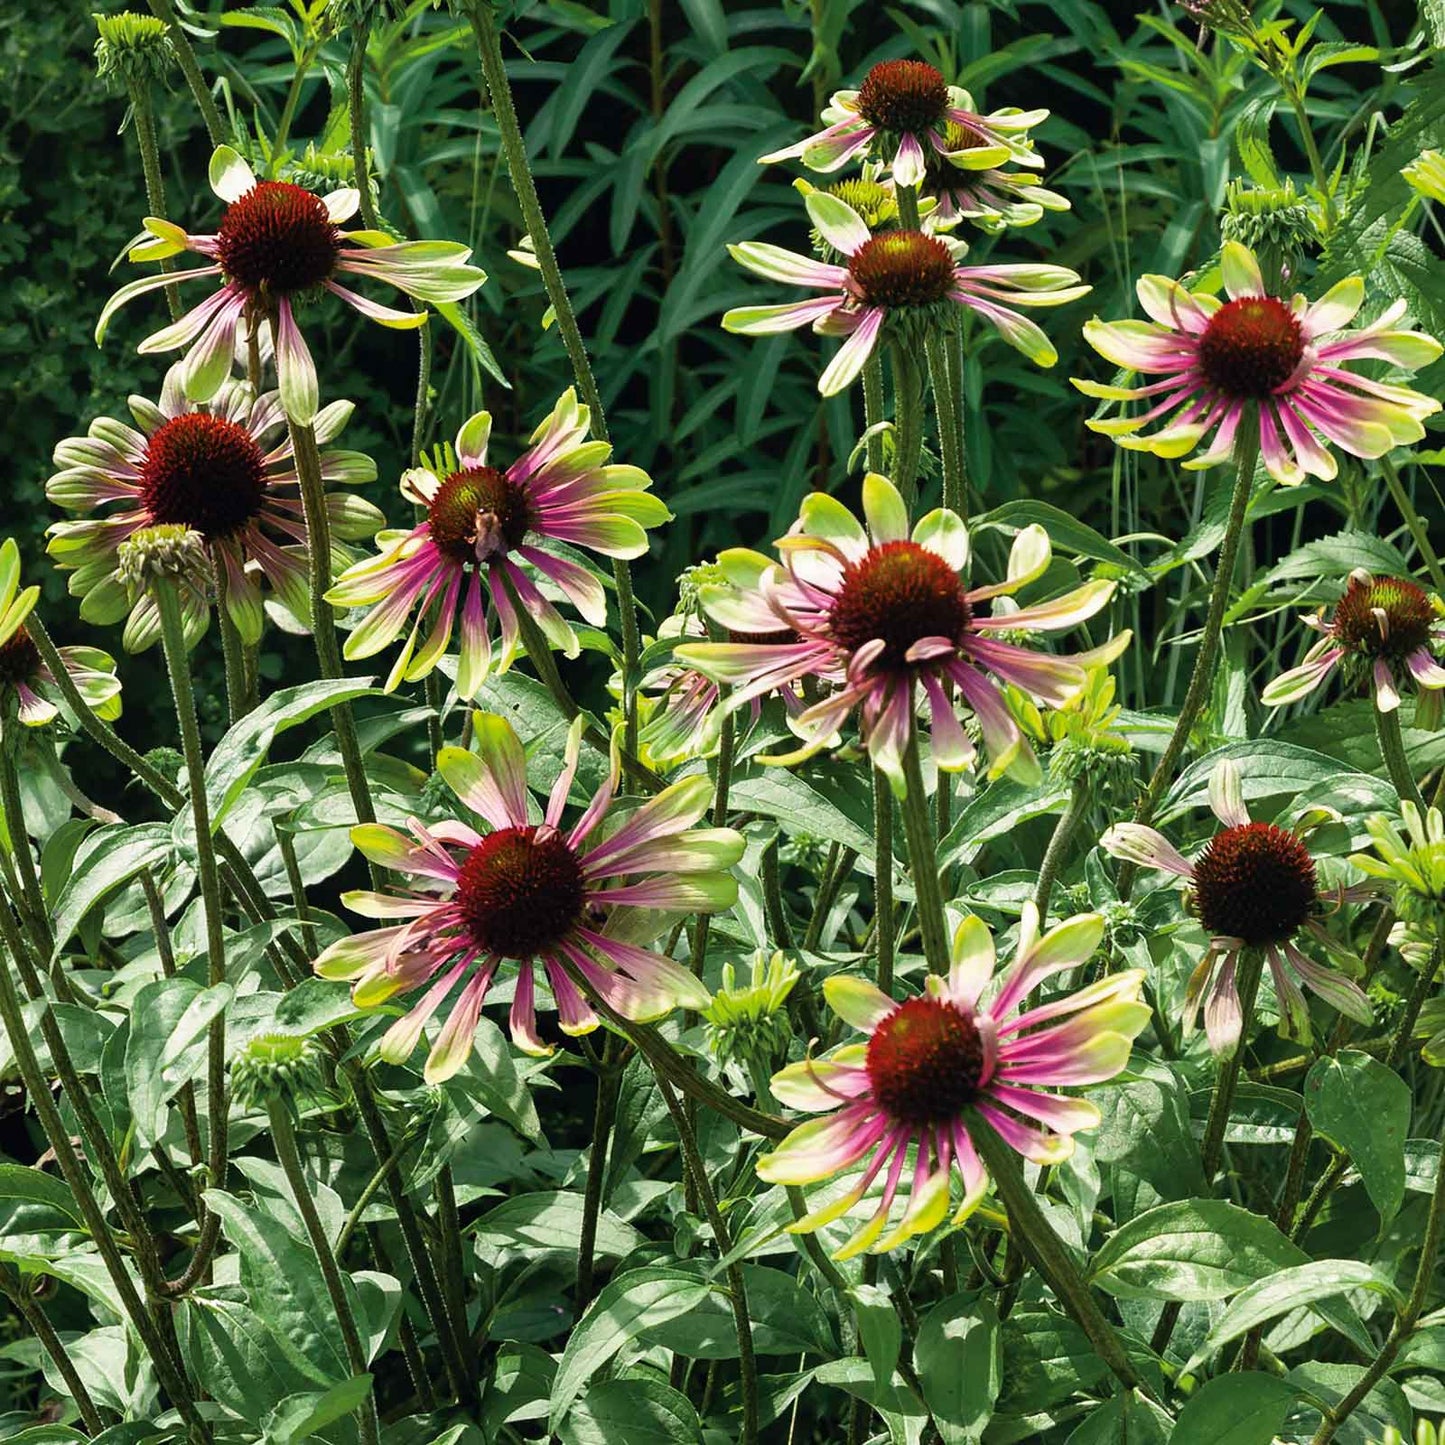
left=760, top=59, right=1044, bottom=190
left=47, top=365, right=382, bottom=654
left=96, top=145, right=486, bottom=423
left=329, top=390, right=668, bottom=699
left=679, top=474, right=1119, bottom=792
left=315, top=713, right=741, bottom=1080
left=1101, top=760, right=1374, bottom=1053
left=757, top=904, right=1147, bottom=1258
left=924, top=122, right=1070, bottom=233
left=0, top=540, right=120, bottom=728
left=1075, top=241, right=1442, bottom=485
left=723, top=191, right=1089, bottom=394
left=1262, top=569, right=1445, bottom=719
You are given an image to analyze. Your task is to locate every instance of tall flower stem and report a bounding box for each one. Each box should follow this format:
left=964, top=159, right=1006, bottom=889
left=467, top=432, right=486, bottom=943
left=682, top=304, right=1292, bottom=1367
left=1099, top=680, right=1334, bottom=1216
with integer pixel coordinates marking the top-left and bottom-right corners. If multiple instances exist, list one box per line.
left=655, top=1072, right=758, bottom=1445
left=761, top=838, right=794, bottom=950
left=1375, top=704, right=1426, bottom=813
left=0, top=1265, right=104, bottom=1434
left=1118, top=414, right=1260, bottom=900
left=468, top=0, right=641, bottom=759
left=889, top=344, right=925, bottom=507
left=287, top=418, right=379, bottom=845
left=1034, top=777, right=1090, bottom=925
left=0, top=742, right=54, bottom=962
left=154, top=578, right=230, bottom=1205
left=862, top=354, right=886, bottom=473
left=0, top=941, right=208, bottom=1439
left=926, top=330, right=965, bottom=516
left=969, top=1113, right=1144, bottom=1392
left=1309, top=1106, right=1445, bottom=1444
left=576, top=1037, right=622, bottom=1317
left=898, top=731, right=951, bottom=975
left=346, top=19, right=379, bottom=232
left=211, top=549, right=249, bottom=721
left=127, top=86, right=181, bottom=321
left=873, top=768, right=895, bottom=993
left=1380, top=456, right=1445, bottom=592
left=267, top=1099, right=380, bottom=1445
left=143, top=0, right=223, bottom=144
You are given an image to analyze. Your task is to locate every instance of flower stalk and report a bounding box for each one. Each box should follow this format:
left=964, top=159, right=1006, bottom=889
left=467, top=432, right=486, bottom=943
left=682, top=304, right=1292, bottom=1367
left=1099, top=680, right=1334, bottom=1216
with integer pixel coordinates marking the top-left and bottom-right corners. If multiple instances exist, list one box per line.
left=899, top=730, right=951, bottom=975
left=1375, top=697, right=1426, bottom=814
left=926, top=329, right=965, bottom=516
left=889, top=343, right=925, bottom=505
left=143, top=0, right=223, bottom=143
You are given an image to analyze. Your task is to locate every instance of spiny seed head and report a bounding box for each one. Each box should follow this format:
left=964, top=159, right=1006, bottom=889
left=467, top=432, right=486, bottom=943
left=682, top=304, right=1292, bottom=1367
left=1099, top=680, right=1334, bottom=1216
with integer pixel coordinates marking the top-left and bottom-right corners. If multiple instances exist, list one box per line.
left=1332, top=573, right=1438, bottom=662
left=829, top=540, right=970, bottom=668
left=1196, top=295, right=1304, bottom=398
left=456, top=826, right=586, bottom=959
left=0, top=629, right=41, bottom=690
left=427, top=467, right=532, bottom=565
left=1191, top=821, right=1317, bottom=947
left=94, top=12, right=174, bottom=88
left=216, top=182, right=342, bottom=299
left=866, top=995, right=986, bottom=1126
left=847, top=231, right=955, bottom=309
left=229, top=1033, right=324, bottom=1113
left=856, top=59, right=949, bottom=135
left=140, top=413, right=268, bottom=541
left=116, top=524, right=208, bottom=592
left=1221, top=179, right=1317, bottom=259
left=704, top=953, right=800, bottom=1069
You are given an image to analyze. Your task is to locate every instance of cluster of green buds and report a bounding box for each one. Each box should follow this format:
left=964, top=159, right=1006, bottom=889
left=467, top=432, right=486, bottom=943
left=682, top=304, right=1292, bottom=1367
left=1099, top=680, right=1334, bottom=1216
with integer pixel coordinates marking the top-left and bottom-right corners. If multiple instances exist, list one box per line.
left=703, top=952, right=800, bottom=1075
left=1351, top=803, right=1445, bottom=929
left=116, top=524, right=208, bottom=596
left=796, top=170, right=902, bottom=261
left=1176, top=0, right=1253, bottom=39
left=1404, top=150, right=1445, bottom=206
left=1221, top=178, right=1318, bottom=285
left=93, top=11, right=175, bottom=91
left=230, top=1033, right=326, bottom=1119
left=1017, top=668, right=1136, bottom=797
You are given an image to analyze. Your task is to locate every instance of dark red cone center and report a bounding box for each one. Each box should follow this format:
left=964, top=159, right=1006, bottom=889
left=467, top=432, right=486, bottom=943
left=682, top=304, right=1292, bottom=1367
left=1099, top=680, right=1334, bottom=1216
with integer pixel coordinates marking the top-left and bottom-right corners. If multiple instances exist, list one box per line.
left=455, top=825, right=586, bottom=959
left=848, top=231, right=955, bottom=310
left=216, top=182, right=342, bottom=298
left=856, top=59, right=949, bottom=135
left=1332, top=575, right=1437, bottom=662
left=428, top=466, right=533, bottom=565
left=0, top=628, right=41, bottom=689
left=866, top=995, right=986, bottom=1126
left=1196, top=296, right=1304, bottom=398
left=830, top=540, right=970, bottom=668
left=1191, top=821, right=1317, bottom=947
left=139, top=413, right=268, bottom=541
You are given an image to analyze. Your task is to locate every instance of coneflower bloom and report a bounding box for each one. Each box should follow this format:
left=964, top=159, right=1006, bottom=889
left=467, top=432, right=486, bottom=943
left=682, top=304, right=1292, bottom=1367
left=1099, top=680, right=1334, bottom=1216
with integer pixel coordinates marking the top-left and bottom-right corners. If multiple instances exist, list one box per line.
left=47, top=365, right=382, bottom=654
left=0, top=541, right=120, bottom=727
left=723, top=191, right=1088, bottom=394
left=760, top=60, right=1044, bottom=189
left=924, top=123, right=1070, bottom=233
left=678, top=474, right=1119, bottom=793
left=1101, top=760, right=1374, bottom=1053
left=315, top=714, right=741, bottom=1080
left=1074, top=242, right=1441, bottom=485
left=1263, top=569, right=1445, bottom=720
left=329, top=391, right=668, bottom=700
left=758, top=905, right=1147, bottom=1258
left=95, top=145, right=486, bottom=423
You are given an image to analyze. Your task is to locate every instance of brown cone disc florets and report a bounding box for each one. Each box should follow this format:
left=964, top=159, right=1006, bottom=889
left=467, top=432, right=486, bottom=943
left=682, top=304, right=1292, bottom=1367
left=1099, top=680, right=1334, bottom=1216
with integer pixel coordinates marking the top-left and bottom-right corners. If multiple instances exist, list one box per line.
left=1332, top=575, right=1436, bottom=662
left=0, top=628, right=41, bottom=688
left=456, top=825, right=586, bottom=959
left=216, top=182, right=342, bottom=298
left=140, top=413, right=268, bottom=541
left=856, top=59, right=949, bottom=135
left=1196, top=296, right=1304, bottom=398
left=866, top=995, right=986, bottom=1126
left=848, top=231, right=955, bottom=310
left=428, top=466, right=533, bottom=565
left=1191, top=821, right=1317, bottom=947
left=830, top=540, right=970, bottom=667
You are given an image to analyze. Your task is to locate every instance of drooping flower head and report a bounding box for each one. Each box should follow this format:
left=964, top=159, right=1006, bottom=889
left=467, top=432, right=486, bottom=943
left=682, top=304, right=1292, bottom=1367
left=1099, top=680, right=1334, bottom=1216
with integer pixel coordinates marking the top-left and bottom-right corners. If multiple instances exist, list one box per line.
left=723, top=192, right=1089, bottom=394
left=1075, top=242, right=1441, bottom=485
left=760, top=60, right=1045, bottom=191
left=1101, top=760, right=1374, bottom=1053
left=329, top=390, right=669, bottom=700
left=679, top=474, right=1119, bottom=793
left=315, top=713, right=742, bottom=1080
left=0, top=540, right=121, bottom=728
left=758, top=905, right=1147, bottom=1258
left=47, top=364, right=382, bottom=653
left=923, top=120, right=1069, bottom=233
left=96, top=146, right=486, bottom=423
left=1263, top=569, right=1445, bottom=722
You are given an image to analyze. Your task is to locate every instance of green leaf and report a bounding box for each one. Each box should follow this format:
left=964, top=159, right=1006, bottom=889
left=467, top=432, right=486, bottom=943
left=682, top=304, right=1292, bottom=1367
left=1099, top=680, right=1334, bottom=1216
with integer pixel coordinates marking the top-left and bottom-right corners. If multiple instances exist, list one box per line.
left=471, top=1191, right=640, bottom=1264
left=0, top=1163, right=86, bottom=1230
left=850, top=1283, right=902, bottom=1403
left=940, top=777, right=1070, bottom=871
left=50, top=823, right=172, bottom=956
left=914, top=1293, right=1000, bottom=1443
left=549, top=1268, right=715, bottom=1432
left=1171, top=1373, right=1297, bottom=1445
left=445, top=1017, right=542, bottom=1141
left=973, top=499, right=1147, bottom=578
left=433, top=299, right=508, bottom=388
left=998, top=1311, right=1110, bottom=1413
left=639, top=1264, right=836, bottom=1359
left=729, top=769, right=873, bottom=856
left=1158, top=741, right=1376, bottom=824
left=1182, top=1261, right=1403, bottom=1374
left=1089, top=1199, right=1308, bottom=1302
left=261, top=1376, right=373, bottom=1445
left=559, top=1377, right=704, bottom=1445
left=1305, top=1050, right=1411, bottom=1227
left=127, top=978, right=233, bottom=1148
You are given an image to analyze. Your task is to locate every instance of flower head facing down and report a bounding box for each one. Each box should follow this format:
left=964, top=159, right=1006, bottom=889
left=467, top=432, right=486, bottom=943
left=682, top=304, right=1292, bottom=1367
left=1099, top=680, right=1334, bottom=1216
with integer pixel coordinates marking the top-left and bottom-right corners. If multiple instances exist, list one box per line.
left=1102, top=759, right=1374, bottom=1052
left=923, top=120, right=1070, bottom=233
left=1262, top=569, right=1445, bottom=717
left=47, top=365, right=382, bottom=654
left=760, top=61, right=1044, bottom=191
left=679, top=474, right=1119, bottom=793
left=1075, top=242, right=1442, bottom=485
left=724, top=191, right=1089, bottom=394
left=328, top=390, right=669, bottom=700
left=0, top=540, right=121, bottom=728
left=315, top=713, right=742, bottom=1080
left=757, top=905, right=1147, bottom=1258
left=96, top=146, right=486, bottom=423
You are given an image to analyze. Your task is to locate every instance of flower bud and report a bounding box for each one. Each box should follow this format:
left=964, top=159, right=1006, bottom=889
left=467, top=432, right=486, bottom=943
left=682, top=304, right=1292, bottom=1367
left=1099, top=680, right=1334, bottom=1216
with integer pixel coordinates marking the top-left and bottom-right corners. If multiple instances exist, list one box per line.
left=93, top=12, right=175, bottom=90
left=704, top=952, right=800, bottom=1074
left=230, top=1032, right=325, bottom=1117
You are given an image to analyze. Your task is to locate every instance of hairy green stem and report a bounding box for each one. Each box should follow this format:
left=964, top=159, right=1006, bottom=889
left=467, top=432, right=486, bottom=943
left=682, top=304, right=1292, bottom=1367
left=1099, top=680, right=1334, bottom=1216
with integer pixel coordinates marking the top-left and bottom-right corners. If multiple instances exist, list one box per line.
left=0, top=1265, right=105, bottom=1434
left=346, top=19, right=379, bottom=232
left=1118, top=414, right=1260, bottom=900
left=888, top=344, right=925, bottom=506
left=761, top=837, right=794, bottom=950
left=1380, top=456, right=1445, bottom=592
left=1376, top=703, right=1426, bottom=814
left=435, top=1165, right=475, bottom=1399
left=873, top=768, right=895, bottom=994
left=267, top=1100, right=379, bottom=1445
left=144, top=0, right=223, bottom=143
left=926, top=330, right=965, bottom=516
left=862, top=354, right=886, bottom=474
left=576, top=1039, right=622, bottom=1316
left=211, top=548, right=248, bottom=723
left=0, top=743, right=54, bottom=962
left=898, top=731, right=951, bottom=975
left=127, top=86, right=181, bottom=321
left=1034, top=777, right=1090, bottom=925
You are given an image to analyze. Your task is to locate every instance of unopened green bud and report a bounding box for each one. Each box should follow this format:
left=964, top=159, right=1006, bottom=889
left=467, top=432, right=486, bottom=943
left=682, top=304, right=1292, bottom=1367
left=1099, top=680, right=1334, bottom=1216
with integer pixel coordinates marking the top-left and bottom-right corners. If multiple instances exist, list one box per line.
left=704, top=953, right=800, bottom=1071
left=94, top=12, right=175, bottom=90
left=230, top=1033, right=325, bottom=1116
left=116, top=524, right=207, bottom=595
